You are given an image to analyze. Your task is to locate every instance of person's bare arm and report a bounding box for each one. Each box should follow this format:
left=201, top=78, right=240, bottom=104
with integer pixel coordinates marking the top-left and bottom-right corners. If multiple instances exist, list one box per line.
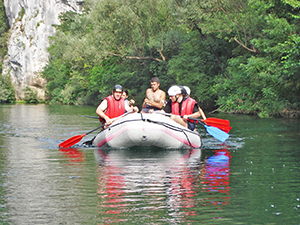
left=96, top=100, right=113, bottom=125
left=183, top=111, right=200, bottom=120
left=160, top=91, right=166, bottom=107
left=125, top=103, right=139, bottom=113
left=198, top=106, right=207, bottom=120
left=182, top=106, right=206, bottom=120
left=144, top=90, right=166, bottom=109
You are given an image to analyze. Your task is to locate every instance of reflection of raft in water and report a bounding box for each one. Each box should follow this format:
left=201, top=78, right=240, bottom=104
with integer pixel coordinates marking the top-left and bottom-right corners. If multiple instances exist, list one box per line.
left=94, top=148, right=201, bottom=167
left=93, top=113, right=202, bottom=149
left=95, top=148, right=202, bottom=218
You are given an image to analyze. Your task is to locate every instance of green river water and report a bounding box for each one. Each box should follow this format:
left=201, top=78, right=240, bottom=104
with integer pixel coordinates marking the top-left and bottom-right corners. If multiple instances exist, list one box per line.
left=0, top=104, right=299, bottom=224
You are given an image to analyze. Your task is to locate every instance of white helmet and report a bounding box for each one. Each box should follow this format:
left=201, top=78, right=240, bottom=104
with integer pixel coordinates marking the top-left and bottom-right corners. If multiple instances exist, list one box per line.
left=183, top=86, right=191, bottom=95
left=168, top=86, right=182, bottom=96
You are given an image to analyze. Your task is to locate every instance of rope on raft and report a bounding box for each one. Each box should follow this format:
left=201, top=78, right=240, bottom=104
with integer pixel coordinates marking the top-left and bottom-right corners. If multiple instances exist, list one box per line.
left=92, top=113, right=201, bottom=148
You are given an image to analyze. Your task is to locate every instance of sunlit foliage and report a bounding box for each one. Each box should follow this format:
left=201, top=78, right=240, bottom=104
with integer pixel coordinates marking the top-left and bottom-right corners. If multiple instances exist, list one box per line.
left=41, top=0, right=300, bottom=117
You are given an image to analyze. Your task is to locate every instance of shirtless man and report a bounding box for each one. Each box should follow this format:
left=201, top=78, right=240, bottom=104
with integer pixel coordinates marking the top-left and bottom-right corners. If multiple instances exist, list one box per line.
left=141, top=77, right=166, bottom=113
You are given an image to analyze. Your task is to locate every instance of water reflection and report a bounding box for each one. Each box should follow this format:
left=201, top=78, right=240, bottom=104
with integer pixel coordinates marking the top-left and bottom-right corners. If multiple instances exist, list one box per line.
left=1, top=105, right=299, bottom=224
left=93, top=147, right=233, bottom=223
left=201, top=147, right=231, bottom=211
left=95, top=148, right=201, bottom=223
left=59, top=148, right=86, bottom=164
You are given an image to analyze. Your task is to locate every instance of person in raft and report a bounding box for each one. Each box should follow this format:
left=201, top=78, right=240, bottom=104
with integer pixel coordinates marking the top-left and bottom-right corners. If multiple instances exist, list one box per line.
left=141, top=77, right=166, bottom=113
left=122, top=89, right=135, bottom=112
left=183, top=86, right=191, bottom=97
left=96, top=84, right=139, bottom=127
left=163, top=85, right=207, bottom=131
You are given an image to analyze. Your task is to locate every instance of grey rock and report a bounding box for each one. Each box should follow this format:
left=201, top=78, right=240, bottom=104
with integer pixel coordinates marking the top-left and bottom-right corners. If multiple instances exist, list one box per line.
left=3, top=0, right=83, bottom=100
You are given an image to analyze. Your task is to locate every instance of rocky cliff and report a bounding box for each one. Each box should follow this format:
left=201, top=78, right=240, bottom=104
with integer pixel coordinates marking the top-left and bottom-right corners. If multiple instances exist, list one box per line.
left=3, top=0, right=84, bottom=100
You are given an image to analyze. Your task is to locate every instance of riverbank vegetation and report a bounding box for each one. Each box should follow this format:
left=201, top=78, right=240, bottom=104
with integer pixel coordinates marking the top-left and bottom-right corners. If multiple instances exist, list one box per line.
left=0, top=0, right=14, bottom=104
left=2, top=0, right=299, bottom=117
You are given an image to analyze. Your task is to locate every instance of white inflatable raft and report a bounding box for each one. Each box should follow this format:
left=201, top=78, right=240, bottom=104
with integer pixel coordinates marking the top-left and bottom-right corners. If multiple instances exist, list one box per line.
left=92, top=113, right=202, bottom=149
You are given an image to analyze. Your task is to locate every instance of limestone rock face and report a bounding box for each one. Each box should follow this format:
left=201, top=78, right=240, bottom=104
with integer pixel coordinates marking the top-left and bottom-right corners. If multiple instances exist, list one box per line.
left=3, top=0, right=83, bottom=100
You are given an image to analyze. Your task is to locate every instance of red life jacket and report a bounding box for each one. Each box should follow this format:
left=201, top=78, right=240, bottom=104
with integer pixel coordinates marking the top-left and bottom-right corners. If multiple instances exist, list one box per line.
left=100, top=95, right=125, bottom=123
left=171, top=97, right=197, bottom=123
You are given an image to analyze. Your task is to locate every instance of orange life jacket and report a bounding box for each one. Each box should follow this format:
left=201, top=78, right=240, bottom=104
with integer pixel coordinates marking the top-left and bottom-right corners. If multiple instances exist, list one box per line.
left=171, top=97, right=197, bottom=123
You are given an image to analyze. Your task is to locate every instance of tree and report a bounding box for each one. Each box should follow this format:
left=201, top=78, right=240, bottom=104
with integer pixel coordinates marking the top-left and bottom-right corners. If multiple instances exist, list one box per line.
left=42, top=0, right=300, bottom=117
left=213, top=0, right=300, bottom=117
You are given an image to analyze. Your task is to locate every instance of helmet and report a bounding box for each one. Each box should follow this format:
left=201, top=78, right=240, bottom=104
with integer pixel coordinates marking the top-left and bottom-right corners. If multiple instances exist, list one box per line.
left=179, top=86, right=187, bottom=96
left=183, top=86, right=191, bottom=95
left=113, top=84, right=123, bottom=92
left=168, top=86, right=182, bottom=96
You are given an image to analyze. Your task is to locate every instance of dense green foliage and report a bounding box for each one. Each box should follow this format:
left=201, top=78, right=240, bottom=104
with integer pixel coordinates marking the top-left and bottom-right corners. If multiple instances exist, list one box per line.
left=23, top=87, right=41, bottom=104
left=0, top=0, right=8, bottom=67
left=42, top=0, right=300, bottom=117
left=0, top=74, right=15, bottom=103
left=0, top=0, right=14, bottom=103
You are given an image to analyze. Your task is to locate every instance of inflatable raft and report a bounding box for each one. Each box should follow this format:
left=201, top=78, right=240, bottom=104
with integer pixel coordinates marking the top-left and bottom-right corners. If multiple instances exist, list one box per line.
left=92, top=113, right=202, bottom=149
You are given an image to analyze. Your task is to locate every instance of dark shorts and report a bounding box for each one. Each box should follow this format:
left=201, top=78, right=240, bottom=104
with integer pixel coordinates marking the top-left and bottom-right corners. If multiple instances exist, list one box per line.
left=141, top=104, right=160, bottom=113
left=187, top=121, right=196, bottom=131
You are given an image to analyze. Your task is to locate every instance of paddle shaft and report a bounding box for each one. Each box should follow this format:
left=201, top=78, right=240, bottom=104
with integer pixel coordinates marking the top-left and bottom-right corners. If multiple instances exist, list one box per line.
left=154, top=111, right=204, bottom=125
left=79, top=112, right=231, bottom=130
left=86, top=124, right=106, bottom=135
left=154, top=111, right=231, bottom=132
left=59, top=110, right=133, bottom=148
left=78, top=115, right=99, bottom=119
left=154, top=111, right=229, bottom=142
left=86, top=109, right=133, bottom=133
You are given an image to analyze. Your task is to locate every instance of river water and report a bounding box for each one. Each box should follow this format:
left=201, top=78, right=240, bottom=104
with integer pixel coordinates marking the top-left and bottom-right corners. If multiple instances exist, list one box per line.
left=0, top=104, right=299, bottom=224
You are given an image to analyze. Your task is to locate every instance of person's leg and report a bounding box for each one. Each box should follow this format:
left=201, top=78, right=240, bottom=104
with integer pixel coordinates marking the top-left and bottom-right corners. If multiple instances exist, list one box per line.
left=170, top=115, right=187, bottom=128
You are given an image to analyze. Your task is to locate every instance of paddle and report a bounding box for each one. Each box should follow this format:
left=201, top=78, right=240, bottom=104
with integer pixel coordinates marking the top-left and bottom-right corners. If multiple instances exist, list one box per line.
left=59, top=125, right=104, bottom=148
left=154, top=111, right=229, bottom=143
left=59, top=110, right=133, bottom=148
left=201, top=117, right=232, bottom=133
left=78, top=115, right=232, bottom=133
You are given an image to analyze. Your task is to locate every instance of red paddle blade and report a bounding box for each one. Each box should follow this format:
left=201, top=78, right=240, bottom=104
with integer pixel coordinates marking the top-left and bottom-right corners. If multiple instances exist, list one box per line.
left=214, top=125, right=232, bottom=133
left=202, top=118, right=232, bottom=133
left=205, top=117, right=230, bottom=126
left=59, top=134, right=86, bottom=148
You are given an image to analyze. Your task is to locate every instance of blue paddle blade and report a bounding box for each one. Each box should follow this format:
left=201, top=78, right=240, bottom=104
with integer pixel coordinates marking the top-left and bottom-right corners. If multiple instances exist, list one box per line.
left=204, top=125, right=229, bottom=142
